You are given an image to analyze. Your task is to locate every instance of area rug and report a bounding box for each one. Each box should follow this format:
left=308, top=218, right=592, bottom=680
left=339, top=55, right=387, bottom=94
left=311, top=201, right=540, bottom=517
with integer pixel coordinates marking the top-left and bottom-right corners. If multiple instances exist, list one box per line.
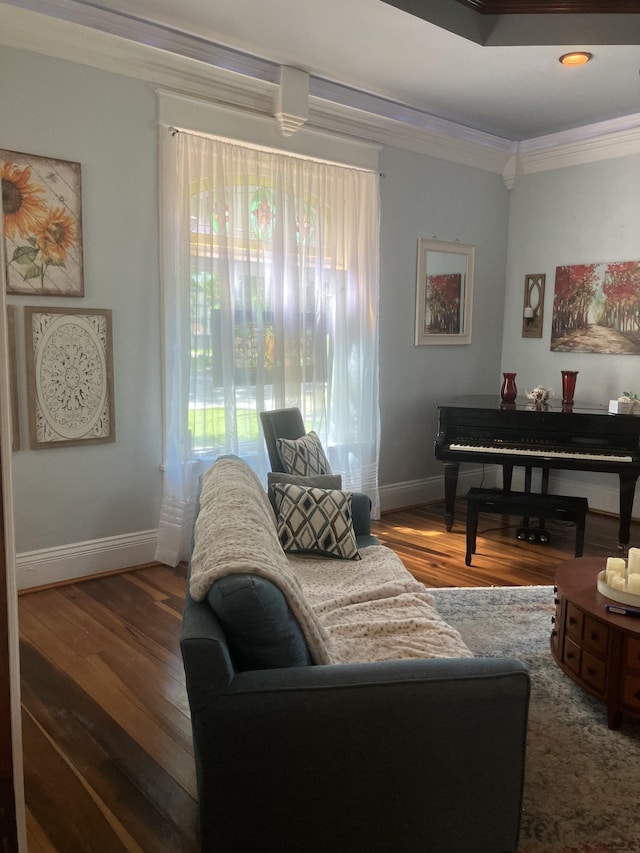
left=430, top=585, right=640, bottom=853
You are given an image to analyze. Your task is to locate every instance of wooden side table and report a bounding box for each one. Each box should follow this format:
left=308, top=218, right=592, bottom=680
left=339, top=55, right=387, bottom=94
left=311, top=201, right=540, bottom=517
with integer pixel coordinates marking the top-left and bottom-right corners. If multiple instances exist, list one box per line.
left=551, top=556, right=640, bottom=729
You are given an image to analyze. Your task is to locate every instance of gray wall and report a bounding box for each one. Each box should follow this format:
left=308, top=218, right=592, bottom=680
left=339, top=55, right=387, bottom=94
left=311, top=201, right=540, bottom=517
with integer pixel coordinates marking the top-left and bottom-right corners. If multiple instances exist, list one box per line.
left=0, top=46, right=162, bottom=552
left=379, top=147, right=509, bottom=494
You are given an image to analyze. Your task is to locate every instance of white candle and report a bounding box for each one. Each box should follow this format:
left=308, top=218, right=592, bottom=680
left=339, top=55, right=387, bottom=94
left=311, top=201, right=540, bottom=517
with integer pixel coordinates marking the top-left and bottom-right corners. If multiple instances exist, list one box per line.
left=612, top=576, right=627, bottom=591
left=606, top=557, right=626, bottom=583
left=628, top=574, right=640, bottom=595
left=628, top=548, right=640, bottom=574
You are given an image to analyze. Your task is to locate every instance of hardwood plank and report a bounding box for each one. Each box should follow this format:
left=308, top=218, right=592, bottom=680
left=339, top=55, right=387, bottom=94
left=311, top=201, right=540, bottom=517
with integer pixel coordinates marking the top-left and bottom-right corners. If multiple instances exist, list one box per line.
left=61, top=583, right=185, bottom=680
left=371, top=500, right=640, bottom=587
left=22, top=710, right=134, bottom=852
left=20, top=640, right=199, bottom=852
left=19, top=607, right=196, bottom=797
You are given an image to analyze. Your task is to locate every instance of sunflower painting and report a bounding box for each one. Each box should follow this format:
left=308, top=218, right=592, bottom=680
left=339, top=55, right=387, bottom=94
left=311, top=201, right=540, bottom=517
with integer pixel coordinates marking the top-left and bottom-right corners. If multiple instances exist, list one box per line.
left=1, top=149, right=83, bottom=296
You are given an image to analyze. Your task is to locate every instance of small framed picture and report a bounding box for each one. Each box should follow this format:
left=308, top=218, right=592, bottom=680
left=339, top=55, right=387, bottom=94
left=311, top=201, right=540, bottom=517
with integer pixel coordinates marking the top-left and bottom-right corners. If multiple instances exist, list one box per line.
left=415, top=238, right=474, bottom=345
left=24, top=307, right=115, bottom=449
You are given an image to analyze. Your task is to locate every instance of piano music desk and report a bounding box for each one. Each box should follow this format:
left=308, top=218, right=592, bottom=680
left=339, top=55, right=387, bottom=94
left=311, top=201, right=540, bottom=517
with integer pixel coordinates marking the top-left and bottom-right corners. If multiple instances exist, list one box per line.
left=465, top=487, right=589, bottom=566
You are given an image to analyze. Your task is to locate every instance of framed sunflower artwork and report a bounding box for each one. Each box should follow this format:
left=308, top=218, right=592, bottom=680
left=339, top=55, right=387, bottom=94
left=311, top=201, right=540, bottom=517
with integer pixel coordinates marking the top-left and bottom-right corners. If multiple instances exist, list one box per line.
left=1, top=149, right=84, bottom=296
left=24, top=306, right=115, bottom=449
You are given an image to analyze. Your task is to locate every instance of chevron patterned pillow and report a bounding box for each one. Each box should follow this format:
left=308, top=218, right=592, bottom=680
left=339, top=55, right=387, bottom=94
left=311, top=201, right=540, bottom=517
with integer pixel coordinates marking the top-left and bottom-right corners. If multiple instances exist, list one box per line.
left=272, top=483, right=360, bottom=560
left=276, top=431, right=332, bottom=476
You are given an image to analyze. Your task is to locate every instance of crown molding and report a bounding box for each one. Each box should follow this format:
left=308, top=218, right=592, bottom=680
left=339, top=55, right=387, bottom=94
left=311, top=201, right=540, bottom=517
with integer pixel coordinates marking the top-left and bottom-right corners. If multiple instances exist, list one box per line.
left=517, top=115, right=640, bottom=174
left=1, top=1, right=639, bottom=183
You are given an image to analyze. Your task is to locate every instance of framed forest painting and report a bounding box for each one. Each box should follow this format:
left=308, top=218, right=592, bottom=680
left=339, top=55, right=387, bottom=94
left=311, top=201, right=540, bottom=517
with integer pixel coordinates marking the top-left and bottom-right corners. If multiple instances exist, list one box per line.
left=1, top=149, right=84, bottom=296
left=551, top=261, right=640, bottom=354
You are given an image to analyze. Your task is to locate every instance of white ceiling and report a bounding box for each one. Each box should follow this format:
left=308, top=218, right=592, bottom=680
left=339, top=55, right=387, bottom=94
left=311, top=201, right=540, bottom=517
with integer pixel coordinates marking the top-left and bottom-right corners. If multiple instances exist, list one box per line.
left=5, top=0, right=640, bottom=141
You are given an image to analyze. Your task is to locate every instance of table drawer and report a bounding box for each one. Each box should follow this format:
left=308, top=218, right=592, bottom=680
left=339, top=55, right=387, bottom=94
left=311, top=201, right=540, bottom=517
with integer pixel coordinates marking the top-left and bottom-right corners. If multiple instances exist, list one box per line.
left=583, top=615, right=609, bottom=656
left=625, top=637, right=640, bottom=671
left=566, top=602, right=584, bottom=641
left=581, top=651, right=606, bottom=694
left=620, top=675, right=640, bottom=712
left=563, top=636, right=581, bottom=675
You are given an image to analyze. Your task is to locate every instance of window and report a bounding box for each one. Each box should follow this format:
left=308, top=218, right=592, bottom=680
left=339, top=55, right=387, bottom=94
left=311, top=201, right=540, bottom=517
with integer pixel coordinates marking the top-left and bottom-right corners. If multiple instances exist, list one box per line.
left=156, top=129, right=380, bottom=566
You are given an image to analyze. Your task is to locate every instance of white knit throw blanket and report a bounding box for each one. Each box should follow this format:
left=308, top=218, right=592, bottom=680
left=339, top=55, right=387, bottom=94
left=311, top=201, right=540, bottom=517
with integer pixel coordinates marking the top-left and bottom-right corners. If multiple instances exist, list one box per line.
left=190, top=456, right=472, bottom=665
left=288, top=548, right=472, bottom=663
left=189, top=456, right=332, bottom=664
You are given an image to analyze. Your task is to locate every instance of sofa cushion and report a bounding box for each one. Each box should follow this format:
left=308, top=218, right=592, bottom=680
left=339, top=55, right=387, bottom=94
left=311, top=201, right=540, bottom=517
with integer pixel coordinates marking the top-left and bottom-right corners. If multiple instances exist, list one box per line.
left=207, top=574, right=312, bottom=670
left=276, top=431, right=332, bottom=476
left=272, top=483, right=360, bottom=560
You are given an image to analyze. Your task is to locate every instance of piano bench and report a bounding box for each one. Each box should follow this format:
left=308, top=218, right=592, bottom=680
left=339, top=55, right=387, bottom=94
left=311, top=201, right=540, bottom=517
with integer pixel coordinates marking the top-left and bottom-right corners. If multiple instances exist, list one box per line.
left=465, top=488, right=589, bottom=566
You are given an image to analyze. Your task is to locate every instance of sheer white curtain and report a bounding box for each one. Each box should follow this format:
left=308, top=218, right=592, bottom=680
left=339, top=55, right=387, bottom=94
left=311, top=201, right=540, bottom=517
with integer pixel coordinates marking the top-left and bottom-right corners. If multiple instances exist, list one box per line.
left=155, top=128, right=380, bottom=566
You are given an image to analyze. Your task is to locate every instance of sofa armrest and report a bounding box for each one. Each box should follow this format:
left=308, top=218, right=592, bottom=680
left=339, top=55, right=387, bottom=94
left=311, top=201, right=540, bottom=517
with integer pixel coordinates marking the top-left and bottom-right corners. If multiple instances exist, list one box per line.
left=351, top=490, right=380, bottom=546
left=190, top=656, right=529, bottom=853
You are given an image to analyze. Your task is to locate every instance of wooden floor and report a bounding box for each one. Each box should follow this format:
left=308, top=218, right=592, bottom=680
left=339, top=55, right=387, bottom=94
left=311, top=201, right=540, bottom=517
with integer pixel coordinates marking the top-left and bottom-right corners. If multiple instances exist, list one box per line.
left=18, top=500, right=637, bottom=852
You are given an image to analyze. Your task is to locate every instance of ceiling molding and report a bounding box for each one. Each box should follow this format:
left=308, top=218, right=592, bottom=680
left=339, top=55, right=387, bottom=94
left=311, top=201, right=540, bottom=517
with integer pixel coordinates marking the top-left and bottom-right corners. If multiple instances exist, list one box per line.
left=0, top=1, right=639, bottom=183
left=383, top=0, right=640, bottom=44
left=455, top=0, right=640, bottom=12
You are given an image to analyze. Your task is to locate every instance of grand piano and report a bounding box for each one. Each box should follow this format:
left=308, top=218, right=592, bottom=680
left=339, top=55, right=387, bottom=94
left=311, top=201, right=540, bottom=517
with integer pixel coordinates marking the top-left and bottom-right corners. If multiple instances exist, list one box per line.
left=434, top=395, right=640, bottom=547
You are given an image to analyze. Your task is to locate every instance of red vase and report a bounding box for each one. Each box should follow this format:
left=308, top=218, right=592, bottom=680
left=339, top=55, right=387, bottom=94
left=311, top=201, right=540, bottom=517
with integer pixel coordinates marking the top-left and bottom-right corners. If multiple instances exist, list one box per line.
left=561, top=370, right=578, bottom=405
left=501, top=372, right=517, bottom=403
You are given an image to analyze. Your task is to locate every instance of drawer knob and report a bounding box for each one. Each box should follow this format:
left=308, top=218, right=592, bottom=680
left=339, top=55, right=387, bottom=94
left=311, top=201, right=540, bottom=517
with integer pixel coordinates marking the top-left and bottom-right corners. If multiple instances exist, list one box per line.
left=587, top=667, right=596, bottom=676
left=554, top=598, right=559, bottom=605
left=569, top=617, right=577, bottom=625
left=590, top=632, right=599, bottom=641
left=551, top=616, right=556, bottom=624
left=566, top=652, right=575, bottom=660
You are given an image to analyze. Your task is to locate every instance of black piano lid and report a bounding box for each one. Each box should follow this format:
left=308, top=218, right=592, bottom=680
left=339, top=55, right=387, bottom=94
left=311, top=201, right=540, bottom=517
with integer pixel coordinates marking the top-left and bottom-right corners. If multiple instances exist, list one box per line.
left=437, top=394, right=609, bottom=415
left=436, top=394, right=640, bottom=445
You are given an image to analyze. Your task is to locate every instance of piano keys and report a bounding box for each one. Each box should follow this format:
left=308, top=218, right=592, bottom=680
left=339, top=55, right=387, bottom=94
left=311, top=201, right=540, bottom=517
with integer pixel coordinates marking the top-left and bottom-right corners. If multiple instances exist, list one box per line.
left=434, top=395, right=640, bottom=547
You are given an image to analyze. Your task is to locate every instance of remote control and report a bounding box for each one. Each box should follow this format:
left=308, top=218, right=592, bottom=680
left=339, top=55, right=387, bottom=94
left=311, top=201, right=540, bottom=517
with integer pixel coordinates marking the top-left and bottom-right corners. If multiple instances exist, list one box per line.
left=605, top=604, right=640, bottom=618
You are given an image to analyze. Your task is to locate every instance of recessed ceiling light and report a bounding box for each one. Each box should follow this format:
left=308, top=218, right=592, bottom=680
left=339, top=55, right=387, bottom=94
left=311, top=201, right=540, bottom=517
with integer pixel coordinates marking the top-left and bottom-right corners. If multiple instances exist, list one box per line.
left=559, top=52, right=593, bottom=67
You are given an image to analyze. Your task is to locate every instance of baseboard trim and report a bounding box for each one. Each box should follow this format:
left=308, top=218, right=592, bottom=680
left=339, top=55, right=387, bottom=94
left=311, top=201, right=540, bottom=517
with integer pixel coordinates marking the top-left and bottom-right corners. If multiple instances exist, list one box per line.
left=16, top=529, right=159, bottom=591
left=379, top=467, right=498, bottom=513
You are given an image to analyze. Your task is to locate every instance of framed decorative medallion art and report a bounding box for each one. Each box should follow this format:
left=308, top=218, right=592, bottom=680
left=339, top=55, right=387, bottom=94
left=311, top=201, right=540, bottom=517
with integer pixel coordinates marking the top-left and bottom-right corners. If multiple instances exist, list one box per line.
left=24, top=307, right=115, bottom=449
left=1, top=148, right=84, bottom=296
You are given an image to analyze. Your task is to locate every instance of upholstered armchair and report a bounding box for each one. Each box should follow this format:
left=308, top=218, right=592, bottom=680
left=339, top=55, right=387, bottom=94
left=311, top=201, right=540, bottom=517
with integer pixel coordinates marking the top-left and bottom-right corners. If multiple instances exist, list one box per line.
left=259, top=406, right=308, bottom=473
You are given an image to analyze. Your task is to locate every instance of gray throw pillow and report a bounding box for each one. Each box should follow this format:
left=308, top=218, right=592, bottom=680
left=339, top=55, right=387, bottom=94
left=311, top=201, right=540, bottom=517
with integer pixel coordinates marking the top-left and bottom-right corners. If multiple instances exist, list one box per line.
left=272, top=482, right=361, bottom=560
left=276, top=431, right=332, bottom=476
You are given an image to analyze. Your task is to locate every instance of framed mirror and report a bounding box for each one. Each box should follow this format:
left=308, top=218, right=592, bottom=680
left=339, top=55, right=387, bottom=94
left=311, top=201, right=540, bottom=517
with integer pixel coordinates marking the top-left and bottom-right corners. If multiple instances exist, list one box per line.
left=415, top=238, right=474, bottom=345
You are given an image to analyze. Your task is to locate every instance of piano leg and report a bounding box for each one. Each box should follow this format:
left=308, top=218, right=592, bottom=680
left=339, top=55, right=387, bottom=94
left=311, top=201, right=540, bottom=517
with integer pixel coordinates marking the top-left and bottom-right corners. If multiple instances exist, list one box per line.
left=443, top=462, right=459, bottom=530
left=502, top=464, right=513, bottom=491
left=618, top=473, right=638, bottom=549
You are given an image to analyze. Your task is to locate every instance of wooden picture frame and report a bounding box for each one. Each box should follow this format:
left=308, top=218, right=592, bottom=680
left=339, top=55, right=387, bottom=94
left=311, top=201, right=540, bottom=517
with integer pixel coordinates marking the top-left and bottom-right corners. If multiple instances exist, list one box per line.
left=522, top=273, right=545, bottom=339
left=1, top=148, right=84, bottom=297
left=7, top=305, right=20, bottom=451
left=24, top=307, right=115, bottom=449
left=415, top=238, right=474, bottom=345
